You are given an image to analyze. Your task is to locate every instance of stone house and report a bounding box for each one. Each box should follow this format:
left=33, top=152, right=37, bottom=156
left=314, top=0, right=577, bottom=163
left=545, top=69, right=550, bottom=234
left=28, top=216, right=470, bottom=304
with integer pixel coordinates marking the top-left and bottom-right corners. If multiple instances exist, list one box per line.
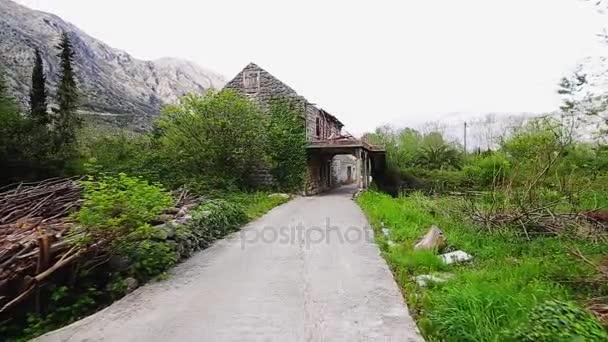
left=224, top=63, right=384, bottom=195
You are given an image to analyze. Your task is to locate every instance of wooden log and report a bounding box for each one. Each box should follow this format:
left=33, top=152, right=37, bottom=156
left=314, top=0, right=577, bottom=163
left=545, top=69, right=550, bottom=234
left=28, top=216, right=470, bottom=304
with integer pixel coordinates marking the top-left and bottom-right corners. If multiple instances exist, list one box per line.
left=414, top=225, right=446, bottom=252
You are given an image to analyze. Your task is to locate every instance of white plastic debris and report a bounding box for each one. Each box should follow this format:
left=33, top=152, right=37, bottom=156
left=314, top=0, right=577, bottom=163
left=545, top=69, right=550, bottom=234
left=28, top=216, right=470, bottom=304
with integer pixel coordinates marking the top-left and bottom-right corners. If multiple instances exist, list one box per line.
left=439, top=250, right=473, bottom=265
left=381, top=228, right=390, bottom=237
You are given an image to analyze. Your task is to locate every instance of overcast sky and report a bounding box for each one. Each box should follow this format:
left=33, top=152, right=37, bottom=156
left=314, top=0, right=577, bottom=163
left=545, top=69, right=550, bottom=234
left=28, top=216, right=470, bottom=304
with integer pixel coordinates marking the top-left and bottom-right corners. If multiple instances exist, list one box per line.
left=14, top=0, right=608, bottom=135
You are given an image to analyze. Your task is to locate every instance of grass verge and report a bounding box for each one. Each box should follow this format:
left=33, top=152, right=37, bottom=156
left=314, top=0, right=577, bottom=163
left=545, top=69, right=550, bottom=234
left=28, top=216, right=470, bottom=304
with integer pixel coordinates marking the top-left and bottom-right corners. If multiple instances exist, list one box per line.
left=357, top=191, right=608, bottom=341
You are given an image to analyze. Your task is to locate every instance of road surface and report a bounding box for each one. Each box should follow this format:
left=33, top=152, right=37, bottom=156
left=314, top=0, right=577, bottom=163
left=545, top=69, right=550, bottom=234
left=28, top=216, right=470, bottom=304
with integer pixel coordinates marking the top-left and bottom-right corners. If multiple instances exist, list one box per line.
left=36, top=185, right=422, bottom=342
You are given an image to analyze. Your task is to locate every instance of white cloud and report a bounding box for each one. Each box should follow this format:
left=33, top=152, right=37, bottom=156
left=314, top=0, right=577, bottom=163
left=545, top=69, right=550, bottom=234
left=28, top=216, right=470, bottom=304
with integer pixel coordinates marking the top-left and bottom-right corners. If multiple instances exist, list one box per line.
left=14, top=0, right=608, bottom=134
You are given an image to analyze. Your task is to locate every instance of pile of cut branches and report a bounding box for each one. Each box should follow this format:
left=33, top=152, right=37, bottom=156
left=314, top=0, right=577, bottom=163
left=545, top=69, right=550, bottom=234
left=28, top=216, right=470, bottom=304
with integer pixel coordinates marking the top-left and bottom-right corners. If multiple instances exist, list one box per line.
left=463, top=198, right=607, bottom=240
left=0, top=178, right=83, bottom=315
left=0, top=177, right=83, bottom=224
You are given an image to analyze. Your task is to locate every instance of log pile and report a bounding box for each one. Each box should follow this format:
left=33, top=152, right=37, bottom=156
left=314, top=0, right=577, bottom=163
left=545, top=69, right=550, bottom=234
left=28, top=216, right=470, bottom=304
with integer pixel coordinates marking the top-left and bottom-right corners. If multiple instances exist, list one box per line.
left=0, top=179, right=83, bottom=314
left=0, top=180, right=202, bottom=316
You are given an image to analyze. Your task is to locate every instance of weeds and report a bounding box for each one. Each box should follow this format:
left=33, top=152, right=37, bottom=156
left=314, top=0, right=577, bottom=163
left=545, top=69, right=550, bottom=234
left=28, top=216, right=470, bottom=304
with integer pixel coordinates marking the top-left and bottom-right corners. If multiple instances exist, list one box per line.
left=357, top=191, right=608, bottom=341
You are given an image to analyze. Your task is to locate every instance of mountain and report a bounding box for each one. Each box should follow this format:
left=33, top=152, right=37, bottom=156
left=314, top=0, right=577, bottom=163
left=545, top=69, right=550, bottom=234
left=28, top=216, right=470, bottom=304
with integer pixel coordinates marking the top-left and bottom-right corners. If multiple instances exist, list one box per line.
left=0, top=0, right=226, bottom=127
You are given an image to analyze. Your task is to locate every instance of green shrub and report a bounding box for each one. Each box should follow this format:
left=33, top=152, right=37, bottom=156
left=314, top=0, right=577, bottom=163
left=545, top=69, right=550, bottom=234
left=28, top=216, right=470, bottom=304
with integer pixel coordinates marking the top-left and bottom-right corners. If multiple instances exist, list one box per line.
left=75, top=173, right=173, bottom=235
left=463, top=153, right=510, bottom=187
left=509, top=300, right=608, bottom=341
left=74, top=173, right=176, bottom=280
left=188, top=199, right=248, bottom=245
left=156, top=90, right=268, bottom=189
left=409, top=168, right=468, bottom=192
left=77, top=125, right=164, bottom=182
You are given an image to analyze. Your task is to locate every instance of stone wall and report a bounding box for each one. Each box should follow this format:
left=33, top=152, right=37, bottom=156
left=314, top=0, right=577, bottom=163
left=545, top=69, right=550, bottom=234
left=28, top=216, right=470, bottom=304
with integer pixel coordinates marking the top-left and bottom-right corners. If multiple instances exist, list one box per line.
left=224, top=62, right=346, bottom=194
left=224, top=63, right=343, bottom=143
left=332, top=155, right=358, bottom=185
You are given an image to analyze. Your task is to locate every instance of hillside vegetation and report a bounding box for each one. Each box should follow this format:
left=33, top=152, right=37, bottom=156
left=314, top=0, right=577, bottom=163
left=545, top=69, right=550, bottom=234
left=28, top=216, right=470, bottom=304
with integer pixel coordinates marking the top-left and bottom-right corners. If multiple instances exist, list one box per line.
left=359, top=114, right=608, bottom=340
left=0, top=35, right=305, bottom=339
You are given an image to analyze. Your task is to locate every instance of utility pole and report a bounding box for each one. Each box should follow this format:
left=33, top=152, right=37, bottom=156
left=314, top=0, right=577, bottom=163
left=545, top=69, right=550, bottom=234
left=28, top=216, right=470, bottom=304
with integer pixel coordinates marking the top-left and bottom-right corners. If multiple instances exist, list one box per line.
left=463, top=121, right=468, bottom=155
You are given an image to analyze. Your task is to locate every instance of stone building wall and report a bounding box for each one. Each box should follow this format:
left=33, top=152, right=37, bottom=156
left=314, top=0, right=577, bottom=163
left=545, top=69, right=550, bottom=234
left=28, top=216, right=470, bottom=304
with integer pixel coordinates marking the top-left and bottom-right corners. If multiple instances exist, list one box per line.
left=224, top=62, right=345, bottom=194
left=224, top=63, right=343, bottom=142
left=332, top=155, right=358, bottom=185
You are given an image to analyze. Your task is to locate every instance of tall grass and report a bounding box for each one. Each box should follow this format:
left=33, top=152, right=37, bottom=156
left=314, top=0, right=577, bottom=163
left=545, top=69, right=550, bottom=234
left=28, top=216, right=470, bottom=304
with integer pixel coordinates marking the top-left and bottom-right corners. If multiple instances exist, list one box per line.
left=357, top=191, right=608, bottom=341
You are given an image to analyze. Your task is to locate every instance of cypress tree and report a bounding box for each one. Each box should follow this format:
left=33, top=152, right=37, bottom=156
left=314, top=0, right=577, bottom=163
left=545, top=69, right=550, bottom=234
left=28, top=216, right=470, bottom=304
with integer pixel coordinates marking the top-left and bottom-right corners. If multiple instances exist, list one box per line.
left=29, top=48, right=49, bottom=125
left=54, top=31, right=81, bottom=146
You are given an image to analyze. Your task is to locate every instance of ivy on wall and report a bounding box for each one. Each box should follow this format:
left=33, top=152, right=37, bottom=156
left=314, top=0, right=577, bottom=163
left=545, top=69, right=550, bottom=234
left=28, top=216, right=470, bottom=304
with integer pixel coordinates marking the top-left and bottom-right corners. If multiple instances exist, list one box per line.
left=267, top=98, right=308, bottom=192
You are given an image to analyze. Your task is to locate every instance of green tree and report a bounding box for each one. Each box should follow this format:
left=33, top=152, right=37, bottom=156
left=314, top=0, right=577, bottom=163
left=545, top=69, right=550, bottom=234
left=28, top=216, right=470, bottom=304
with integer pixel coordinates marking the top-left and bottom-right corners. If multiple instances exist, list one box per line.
left=54, top=32, right=81, bottom=149
left=157, top=90, right=267, bottom=190
left=0, top=67, right=29, bottom=183
left=29, top=48, right=49, bottom=126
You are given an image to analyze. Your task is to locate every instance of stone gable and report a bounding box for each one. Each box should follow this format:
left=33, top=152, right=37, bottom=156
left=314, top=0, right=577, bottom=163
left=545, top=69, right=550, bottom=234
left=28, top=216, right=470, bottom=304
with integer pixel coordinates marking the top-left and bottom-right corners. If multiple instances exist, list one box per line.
left=224, top=62, right=343, bottom=142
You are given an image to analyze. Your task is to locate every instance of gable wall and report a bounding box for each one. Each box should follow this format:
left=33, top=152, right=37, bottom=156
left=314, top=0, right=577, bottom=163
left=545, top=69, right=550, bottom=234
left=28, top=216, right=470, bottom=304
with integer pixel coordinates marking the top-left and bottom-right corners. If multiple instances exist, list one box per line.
left=224, top=63, right=342, bottom=142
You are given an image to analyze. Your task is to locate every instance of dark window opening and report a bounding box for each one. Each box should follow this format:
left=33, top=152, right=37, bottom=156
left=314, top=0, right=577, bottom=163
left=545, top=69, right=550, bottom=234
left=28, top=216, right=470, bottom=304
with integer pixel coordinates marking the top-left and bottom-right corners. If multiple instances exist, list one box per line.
left=316, top=117, right=320, bottom=137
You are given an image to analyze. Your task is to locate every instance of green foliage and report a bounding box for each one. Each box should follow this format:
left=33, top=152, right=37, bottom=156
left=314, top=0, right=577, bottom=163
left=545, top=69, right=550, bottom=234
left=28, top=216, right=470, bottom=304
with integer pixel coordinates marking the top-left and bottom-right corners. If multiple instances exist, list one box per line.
left=75, top=173, right=173, bottom=234
left=17, top=286, right=102, bottom=341
left=157, top=90, right=267, bottom=190
left=77, top=124, right=164, bottom=181
left=463, top=152, right=510, bottom=187
left=267, top=99, right=307, bottom=191
left=357, top=191, right=608, bottom=342
left=415, top=132, right=462, bottom=170
left=74, top=173, right=176, bottom=280
left=29, top=48, right=49, bottom=126
left=509, top=300, right=608, bottom=341
left=190, top=199, right=248, bottom=237
left=0, top=47, right=83, bottom=185
left=224, top=192, right=290, bottom=220
left=54, top=32, right=81, bottom=154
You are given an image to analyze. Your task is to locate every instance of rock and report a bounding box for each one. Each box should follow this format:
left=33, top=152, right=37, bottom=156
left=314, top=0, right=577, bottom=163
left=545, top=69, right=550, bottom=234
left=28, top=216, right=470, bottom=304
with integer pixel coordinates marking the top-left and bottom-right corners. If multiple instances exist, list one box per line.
left=414, top=225, right=446, bottom=251
left=413, top=273, right=454, bottom=287
left=0, top=0, right=226, bottom=129
left=125, top=277, right=139, bottom=293
left=268, top=193, right=290, bottom=199
left=174, top=214, right=192, bottom=225
left=387, top=240, right=397, bottom=247
left=439, top=250, right=473, bottom=265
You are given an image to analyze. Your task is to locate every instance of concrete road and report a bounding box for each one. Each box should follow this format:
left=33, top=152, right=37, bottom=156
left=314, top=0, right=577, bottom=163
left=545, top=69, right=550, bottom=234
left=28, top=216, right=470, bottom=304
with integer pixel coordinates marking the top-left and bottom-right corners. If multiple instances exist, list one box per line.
left=36, top=185, right=423, bottom=342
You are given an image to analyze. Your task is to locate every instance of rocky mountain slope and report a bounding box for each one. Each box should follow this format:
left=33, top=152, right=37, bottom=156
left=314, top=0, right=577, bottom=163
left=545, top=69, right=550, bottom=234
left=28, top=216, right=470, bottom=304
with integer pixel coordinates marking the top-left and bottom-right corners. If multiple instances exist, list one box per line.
left=0, top=0, right=226, bottom=126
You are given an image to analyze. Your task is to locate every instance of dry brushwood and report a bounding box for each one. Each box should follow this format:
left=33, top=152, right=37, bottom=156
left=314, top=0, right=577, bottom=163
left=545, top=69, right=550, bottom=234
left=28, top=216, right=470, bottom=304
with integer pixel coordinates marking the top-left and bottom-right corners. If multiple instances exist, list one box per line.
left=0, top=179, right=204, bottom=315
left=570, top=247, right=608, bottom=324
left=0, top=178, right=84, bottom=314
left=464, top=197, right=606, bottom=241
left=0, top=177, right=83, bottom=225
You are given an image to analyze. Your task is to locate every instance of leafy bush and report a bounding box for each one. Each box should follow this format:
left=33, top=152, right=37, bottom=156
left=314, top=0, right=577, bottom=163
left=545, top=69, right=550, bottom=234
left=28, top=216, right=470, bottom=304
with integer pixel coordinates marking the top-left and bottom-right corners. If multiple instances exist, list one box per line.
left=74, top=173, right=176, bottom=279
left=77, top=125, right=164, bottom=182
left=156, top=90, right=268, bottom=189
left=463, top=153, right=510, bottom=187
left=415, top=143, right=462, bottom=170
left=408, top=168, right=467, bottom=192
left=189, top=199, right=248, bottom=239
left=509, top=300, right=608, bottom=341
left=75, top=173, right=173, bottom=235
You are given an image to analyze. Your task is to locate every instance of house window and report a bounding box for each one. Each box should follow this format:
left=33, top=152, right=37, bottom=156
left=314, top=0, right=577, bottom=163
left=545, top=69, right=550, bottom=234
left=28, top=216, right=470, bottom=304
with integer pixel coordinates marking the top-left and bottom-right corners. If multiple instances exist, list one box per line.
left=243, top=71, right=259, bottom=92
left=316, top=117, right=320, bottom=137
